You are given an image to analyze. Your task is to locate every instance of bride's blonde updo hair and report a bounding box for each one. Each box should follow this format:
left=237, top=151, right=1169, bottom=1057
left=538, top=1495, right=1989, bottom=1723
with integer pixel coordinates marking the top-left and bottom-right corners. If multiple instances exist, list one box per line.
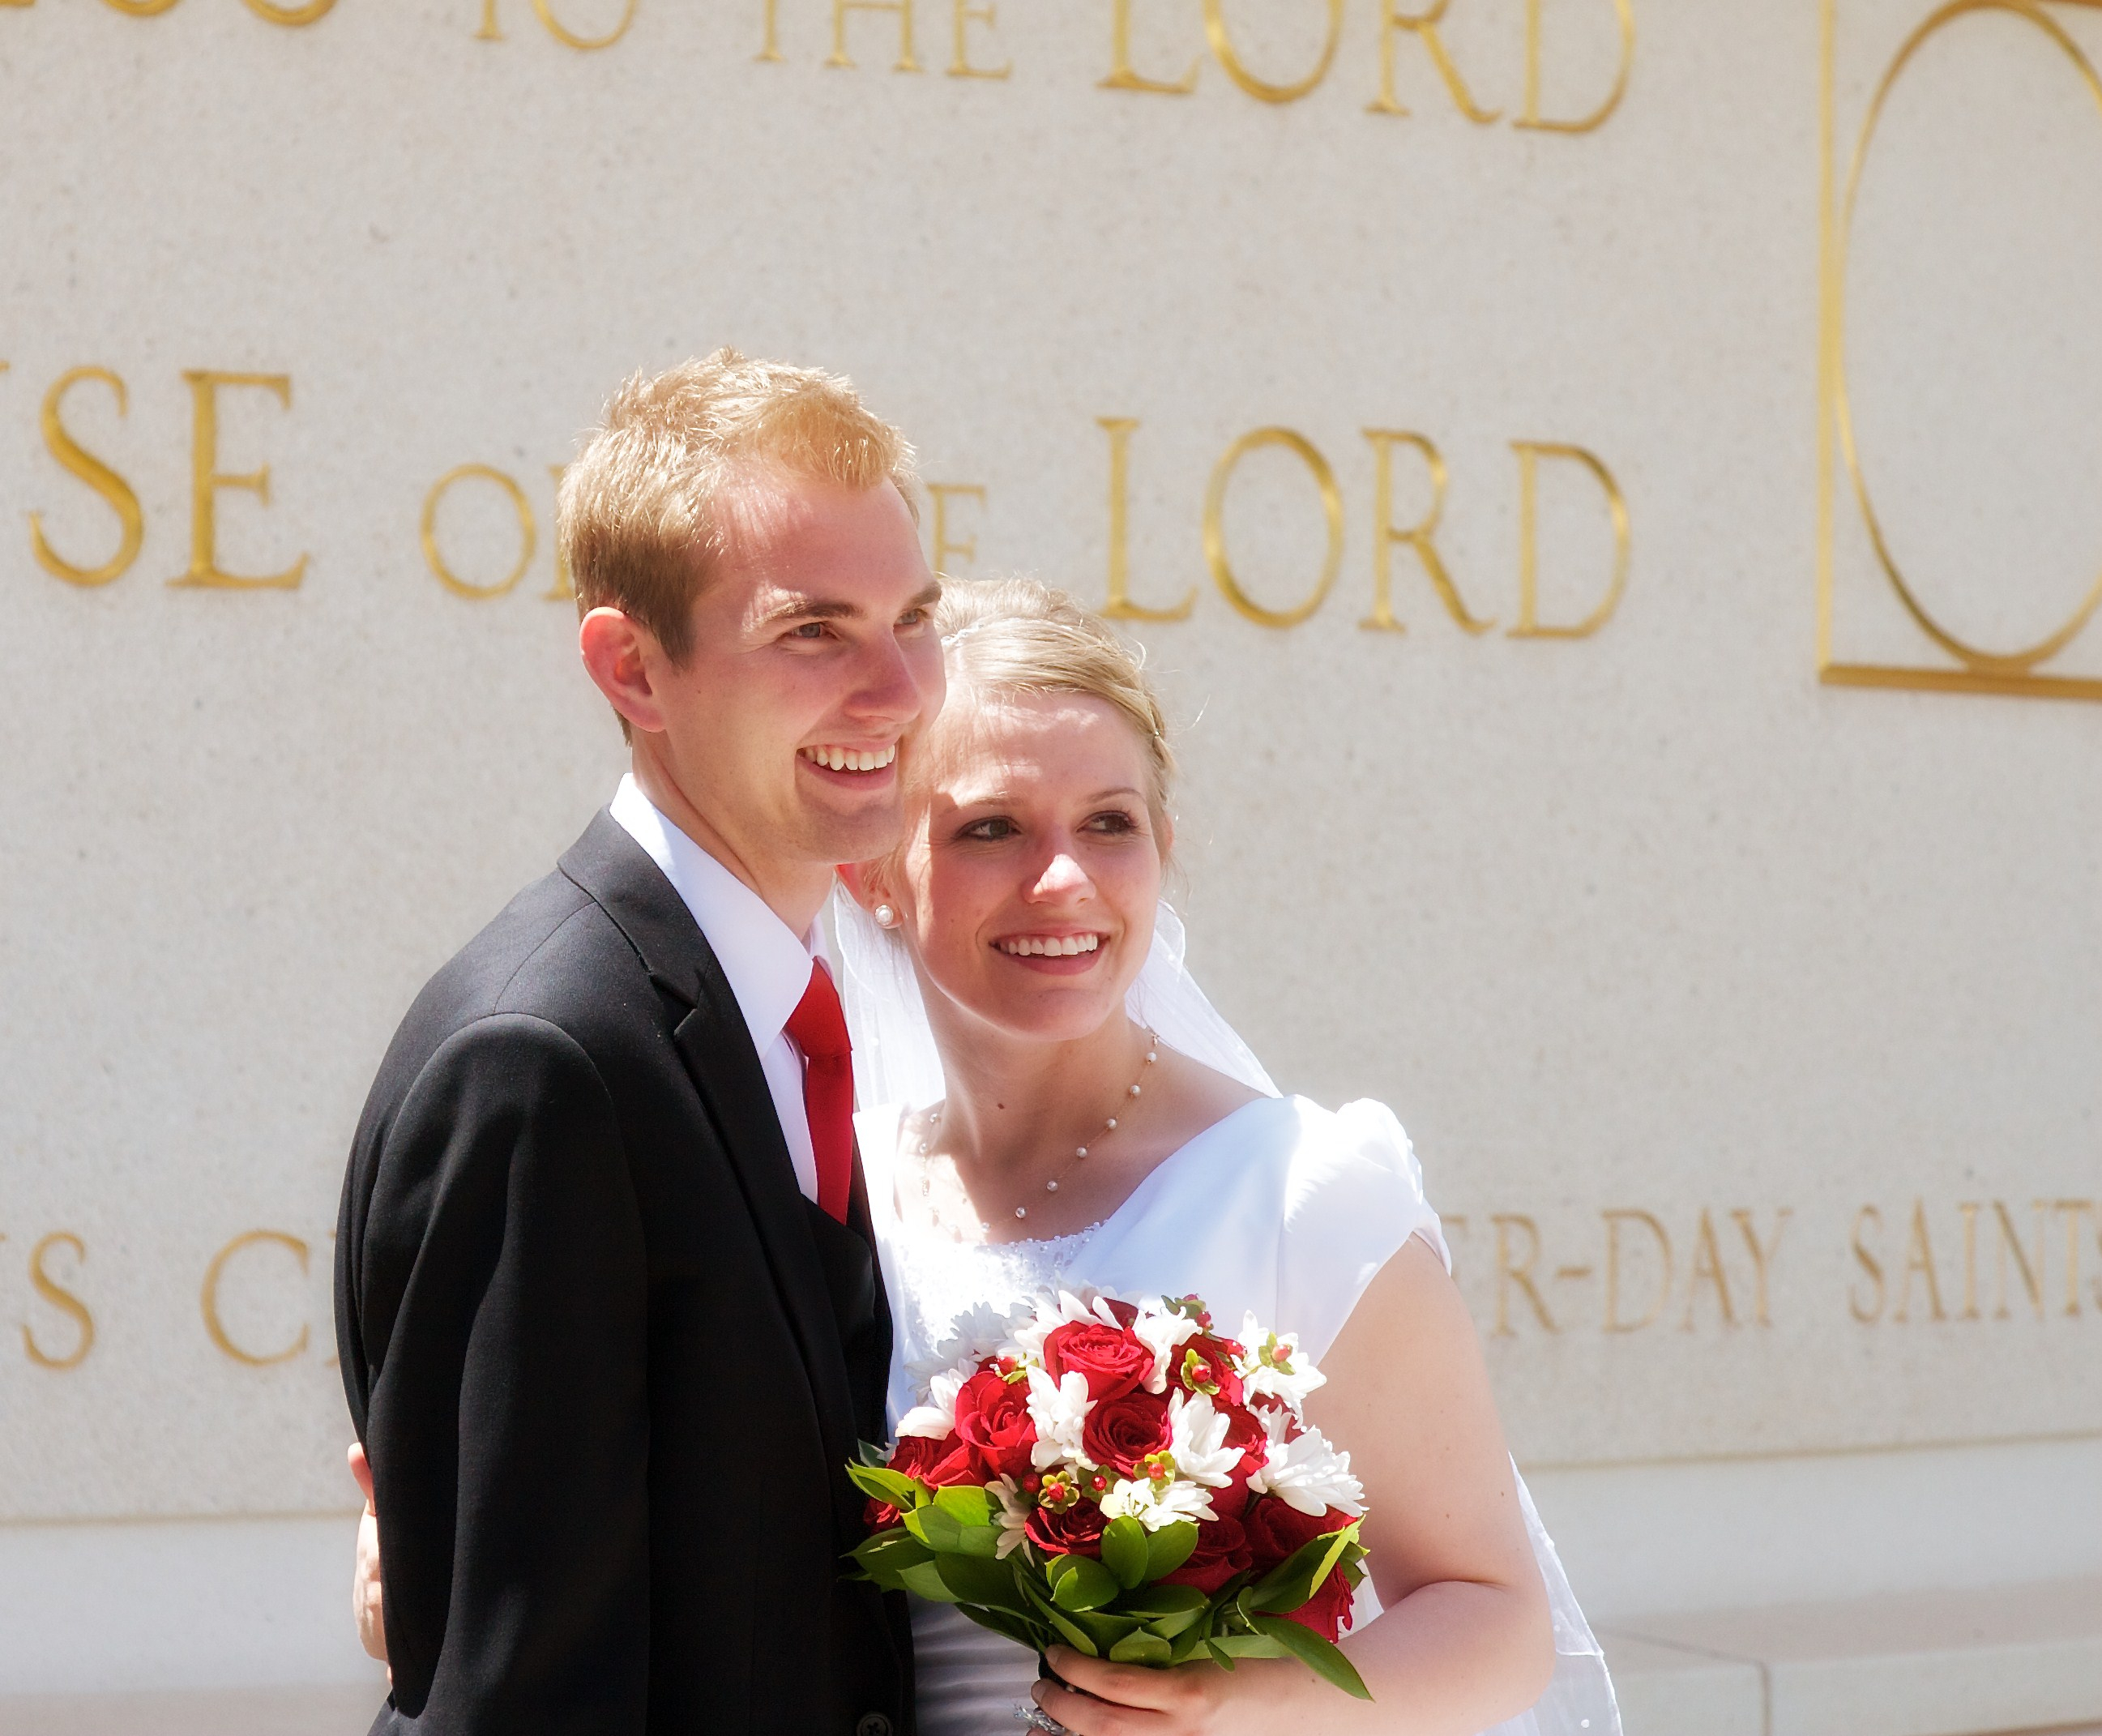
left=930, top=577, right=1176, bottom=827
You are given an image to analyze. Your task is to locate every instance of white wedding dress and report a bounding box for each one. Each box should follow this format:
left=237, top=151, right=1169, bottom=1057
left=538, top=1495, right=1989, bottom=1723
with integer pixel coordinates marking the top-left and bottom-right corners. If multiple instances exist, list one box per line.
left=855, top=1093, right=1620, bottom=1736
left=835, top=893, right=1619, bottom=1736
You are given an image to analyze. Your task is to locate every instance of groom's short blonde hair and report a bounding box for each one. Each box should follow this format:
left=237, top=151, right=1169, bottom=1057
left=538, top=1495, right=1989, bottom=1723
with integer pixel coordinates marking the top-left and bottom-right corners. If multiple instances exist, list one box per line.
left=559, top=348, right=919, bottom=662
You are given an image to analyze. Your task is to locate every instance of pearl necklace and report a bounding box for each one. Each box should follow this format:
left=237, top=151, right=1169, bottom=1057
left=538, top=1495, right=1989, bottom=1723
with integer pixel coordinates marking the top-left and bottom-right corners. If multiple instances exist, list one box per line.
left=911, top=1029, right=1160, bottom=1237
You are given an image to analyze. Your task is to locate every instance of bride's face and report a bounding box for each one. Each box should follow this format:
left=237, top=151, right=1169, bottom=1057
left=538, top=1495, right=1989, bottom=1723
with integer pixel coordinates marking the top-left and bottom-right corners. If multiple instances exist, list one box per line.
left=887, top=687, right=1165, bottom=1045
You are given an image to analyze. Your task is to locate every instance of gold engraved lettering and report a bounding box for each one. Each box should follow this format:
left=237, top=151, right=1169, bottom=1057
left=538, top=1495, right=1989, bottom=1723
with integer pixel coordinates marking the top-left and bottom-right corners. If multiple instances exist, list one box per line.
left=1101, top=0, right=1199, bottom=93
left=31, top=366, right=144, bottom=588
left=1989, top=1199, right=2045, bottom=1320
left=1959, top=1200, right=1981, bottom=1319
left=170, top=371, right=305, bottom=591
left=926, top=482, right=986, bottom=575
left=23, top=1233, right=94, bottom=1370
left=1850, top=1204, right=1885, bottom=1323
left=1731, top=1207, right=1788, bottom=1327
left=201, top=1230, right=311, bottom=1366
left=1507, top=441, right=1630, bottom=637
left=1368, top=0, right=1500, bottom=122
left=422, top=464, right=536, bottom=601
left=757, top=0, right=782, bottom=58
left=1516, top=0, right=1634, bottom=134
left=242, top=0, right=335, bottom=24
left=1489, top=1214, right=1556, bottom=1336
left=1826, top=0, right=2102, bottom=690
left=1681, top=1208, right=1736, bottom=1330
left=1203, top=0, right=1342, bottom=104
left=100, top=0, right=181, bottom=15
left=831, top=0, right=921, bottom=70
left=1205, top=426, right=1342, bottom=629
left=1602, top=1208, right=1669, bottom=1332
left=544, top=464, right=574, bottom=601
left=534, top=0, right=635, bottom=49
left=1360, top=429, right=1493, bottom=633
left=477, top=0, right=503, bottom=37
left=1097, top=417, right=1194, bottom=622
left=949, top=0, right=1009, bottom=76
left=2052, top=1200, right=2093, bottom=1316
left=1895, top=1198, right=1946, bottom=1323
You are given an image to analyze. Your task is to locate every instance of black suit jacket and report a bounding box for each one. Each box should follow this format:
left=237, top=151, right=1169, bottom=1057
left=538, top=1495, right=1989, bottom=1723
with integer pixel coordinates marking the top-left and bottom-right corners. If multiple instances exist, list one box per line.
left=335, top=813, right=911, bottom=1735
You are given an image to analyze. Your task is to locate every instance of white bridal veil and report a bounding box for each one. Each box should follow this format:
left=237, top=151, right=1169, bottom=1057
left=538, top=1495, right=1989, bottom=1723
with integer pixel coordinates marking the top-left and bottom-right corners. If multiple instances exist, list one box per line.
left=831, top=888, right=1621, bottom=1736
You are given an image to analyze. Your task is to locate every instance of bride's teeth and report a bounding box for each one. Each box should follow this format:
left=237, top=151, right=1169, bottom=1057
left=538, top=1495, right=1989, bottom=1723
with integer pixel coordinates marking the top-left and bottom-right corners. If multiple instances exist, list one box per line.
left=804, top=744, right=896, bottom=772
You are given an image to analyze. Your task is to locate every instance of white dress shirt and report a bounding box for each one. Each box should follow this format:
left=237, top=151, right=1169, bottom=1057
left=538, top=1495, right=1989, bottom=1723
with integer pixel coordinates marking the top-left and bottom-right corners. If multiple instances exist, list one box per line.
left=609, top=774, right=822, bottom=1204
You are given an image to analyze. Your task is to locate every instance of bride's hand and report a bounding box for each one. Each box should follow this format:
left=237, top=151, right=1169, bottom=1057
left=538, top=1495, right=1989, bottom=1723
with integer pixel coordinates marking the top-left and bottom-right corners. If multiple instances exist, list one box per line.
left=1029, top=1646, right=1296, bottom=1736
left=348, top=1443, right=391, bottom=1674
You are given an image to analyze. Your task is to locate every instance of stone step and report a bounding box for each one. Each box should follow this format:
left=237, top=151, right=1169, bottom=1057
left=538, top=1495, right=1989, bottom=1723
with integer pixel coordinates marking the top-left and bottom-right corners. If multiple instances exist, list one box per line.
left=1600, top=1578, right=2102, bottom=1736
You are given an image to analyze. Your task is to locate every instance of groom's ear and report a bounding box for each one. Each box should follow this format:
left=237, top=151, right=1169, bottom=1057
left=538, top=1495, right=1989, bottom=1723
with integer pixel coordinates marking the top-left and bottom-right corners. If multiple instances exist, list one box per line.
left=579, top=606, right=668, bottom=737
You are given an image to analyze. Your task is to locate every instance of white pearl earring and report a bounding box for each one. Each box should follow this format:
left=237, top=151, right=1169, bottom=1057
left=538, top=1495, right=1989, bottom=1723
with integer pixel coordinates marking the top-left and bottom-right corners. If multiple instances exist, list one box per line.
left=874, top=904, right=899, bottom=928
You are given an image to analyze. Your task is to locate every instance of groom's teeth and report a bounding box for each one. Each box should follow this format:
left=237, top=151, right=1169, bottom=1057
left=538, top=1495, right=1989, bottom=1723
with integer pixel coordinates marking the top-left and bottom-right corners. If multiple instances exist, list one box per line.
left=801, top=744, right=897, bottom=773
left=1000, top=934, right=1101, bottom=957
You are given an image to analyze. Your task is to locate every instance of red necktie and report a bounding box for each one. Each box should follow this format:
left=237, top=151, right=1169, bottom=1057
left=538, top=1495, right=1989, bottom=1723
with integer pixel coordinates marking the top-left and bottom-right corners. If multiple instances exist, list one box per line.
left=784, top=959, right=855, bottom=1225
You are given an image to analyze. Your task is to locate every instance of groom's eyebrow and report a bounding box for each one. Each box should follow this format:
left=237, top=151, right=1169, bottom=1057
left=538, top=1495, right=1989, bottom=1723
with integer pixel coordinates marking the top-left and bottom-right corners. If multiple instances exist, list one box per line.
left=759, top=580, right=942, bottom=626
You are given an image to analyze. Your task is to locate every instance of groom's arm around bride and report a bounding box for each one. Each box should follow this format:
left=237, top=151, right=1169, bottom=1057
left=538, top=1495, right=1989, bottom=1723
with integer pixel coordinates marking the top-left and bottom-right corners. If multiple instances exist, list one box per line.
left=334, top=352, right=942, bottom=1734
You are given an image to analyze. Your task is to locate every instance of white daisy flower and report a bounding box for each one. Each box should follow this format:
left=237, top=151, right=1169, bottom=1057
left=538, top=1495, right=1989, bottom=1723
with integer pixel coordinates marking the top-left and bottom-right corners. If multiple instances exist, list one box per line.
left=1166, top=1391, right=1244, bottom=1489
left=1100, top=1473, right=1219, bottom=1531
left=911, top=1299, right=1033, bottom=1386
left=1025, top=1366, right=1096, bottom=1469
left=895, top=1365, right=968, bottom=1439
left=1247, top=1422, right=1365, bottom=1517
left=1131, top=1302, right=1204, bottom=1395
left=990, top=1475, right=1033, bottom=1559
left=1237, top=1315, right=1327, bottom=1409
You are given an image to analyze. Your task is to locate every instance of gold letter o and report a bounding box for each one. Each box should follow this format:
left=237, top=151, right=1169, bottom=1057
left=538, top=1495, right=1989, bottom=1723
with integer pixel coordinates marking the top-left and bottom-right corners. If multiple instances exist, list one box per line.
left=1204, top=427, right=1344, bottom=629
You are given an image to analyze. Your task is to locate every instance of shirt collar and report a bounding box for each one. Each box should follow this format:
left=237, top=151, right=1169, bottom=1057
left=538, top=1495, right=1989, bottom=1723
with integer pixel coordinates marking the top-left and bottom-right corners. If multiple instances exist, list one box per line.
left=609, top=774, right=819, bottom=1054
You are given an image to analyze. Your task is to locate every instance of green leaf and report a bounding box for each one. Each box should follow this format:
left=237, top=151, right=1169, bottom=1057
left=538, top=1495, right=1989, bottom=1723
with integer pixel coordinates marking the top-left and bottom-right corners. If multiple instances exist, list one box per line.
left=1045, top=1554, right=1082, bottom=1592
left=857, top=1440, right=892, bottom=1468
left=848, top=1530, right=934, bottom=1588
left=1143, top=1520, right=1199, bottom=1581
left=1205, top=1639, right=1237, bottom=1671
left=951, top=1523, right=1005, bottom=1560
left=898, top=1559, right=959, bottom=1603
left=1247, top=1614, right=1374, bottom=1701
left=1211, top=1633, right=1280, bottom=1658
left=1117, top=1583, right=1207, bottom=1618
left=936, top=1552, right=1028, bottom=1613
left=1050, top=1554, right=1121, bottom=1612
left=1069, top=1609, right=1141, bottom=1652
left=901, top=1505, right=964, bottom=1553
left=1045, top=1606, right=1100, bottom=1657
left=1143, top=1606, right=1205, bottom=1640
left=933, top=1483, right=995, bottom=1527
left=1248, top=1523, right=1360, bottom=1616
left=1100, top=1516, right=1150, bottom=1590
left=1108, top=1629, right=1173, bottom=1665
left=1168, top=1621, right=1211, bottom=1664
left=847, top=1464, right=929, bottom=1512
left=959, top=1603, right=1049, bottom=1652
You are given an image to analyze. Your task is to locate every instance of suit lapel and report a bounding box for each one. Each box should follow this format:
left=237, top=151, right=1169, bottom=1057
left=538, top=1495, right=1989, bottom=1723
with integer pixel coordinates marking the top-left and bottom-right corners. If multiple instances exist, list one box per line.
left=559, top=813, right=862, bottom=1495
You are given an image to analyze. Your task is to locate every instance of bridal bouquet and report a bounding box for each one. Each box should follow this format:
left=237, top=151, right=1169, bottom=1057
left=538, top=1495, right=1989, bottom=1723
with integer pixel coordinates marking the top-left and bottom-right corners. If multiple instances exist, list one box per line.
left=848, top=1289, right=1371, bottom=1700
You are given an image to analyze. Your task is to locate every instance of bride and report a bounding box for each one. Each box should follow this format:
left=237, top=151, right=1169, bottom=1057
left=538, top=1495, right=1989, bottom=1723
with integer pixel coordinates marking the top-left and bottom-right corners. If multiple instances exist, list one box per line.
left=832, top=577, right=1617, bottom=1736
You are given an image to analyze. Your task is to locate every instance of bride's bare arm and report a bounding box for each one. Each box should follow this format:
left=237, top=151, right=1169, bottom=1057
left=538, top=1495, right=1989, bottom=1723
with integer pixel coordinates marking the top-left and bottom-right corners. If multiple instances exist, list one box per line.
left=1032, top=1236, right=1554, bottom=1735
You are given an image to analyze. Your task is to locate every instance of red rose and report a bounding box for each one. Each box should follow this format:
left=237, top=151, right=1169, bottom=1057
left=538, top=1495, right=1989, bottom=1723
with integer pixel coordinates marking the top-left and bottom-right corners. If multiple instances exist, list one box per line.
left=1276, top=1568, right=1355, bottom=1644
left=1171, top=1336, right=1245, bottom=1408
left=1080, top=1389, right=1173, bottom=1475
left=1162, top=1515, right=1254, bottom=1595
left=1024, top=1498, right=1108, bottom=1557
left=953, top=1369, right=1037, bottom=1481
left=866, top=1434, right=976, bottom=1529
left=1042, top=1322, right=1154, bottom=1401
left=1202, top=1405, right=1267, bottom=1521
left=1241, top=1494, right=1350, bottom=1571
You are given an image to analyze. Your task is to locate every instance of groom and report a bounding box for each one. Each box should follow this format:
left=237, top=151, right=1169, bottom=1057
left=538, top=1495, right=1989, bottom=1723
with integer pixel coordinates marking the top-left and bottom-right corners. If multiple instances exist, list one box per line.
left=335, top=351, right=943, bottom=1734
